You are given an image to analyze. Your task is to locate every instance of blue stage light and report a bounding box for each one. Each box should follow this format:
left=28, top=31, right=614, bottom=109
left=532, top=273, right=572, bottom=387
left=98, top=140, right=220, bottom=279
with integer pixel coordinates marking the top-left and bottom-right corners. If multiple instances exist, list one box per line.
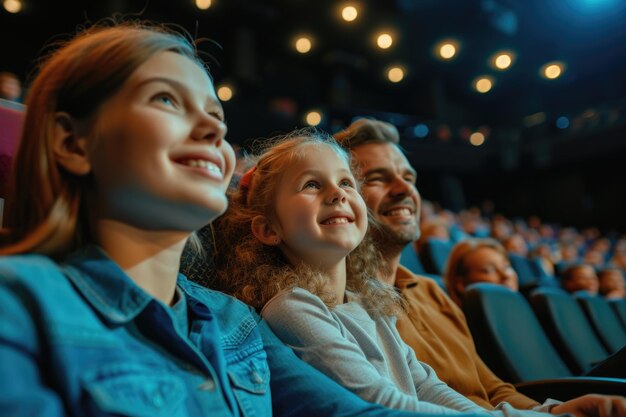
left=556, top=116, right=570, bottom=129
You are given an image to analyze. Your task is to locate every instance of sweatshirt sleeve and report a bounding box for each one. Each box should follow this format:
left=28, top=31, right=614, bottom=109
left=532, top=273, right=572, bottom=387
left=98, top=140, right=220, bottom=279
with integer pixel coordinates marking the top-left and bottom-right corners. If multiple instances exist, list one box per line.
left=261, top=288, right=464, bottom=414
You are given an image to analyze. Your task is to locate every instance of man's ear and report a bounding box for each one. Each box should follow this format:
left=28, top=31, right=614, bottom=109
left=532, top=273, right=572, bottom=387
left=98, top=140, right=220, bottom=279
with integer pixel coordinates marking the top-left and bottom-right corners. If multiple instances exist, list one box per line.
left=251, top=215, right=282, bottom=246
left=52, top=112, right=91, bottom=175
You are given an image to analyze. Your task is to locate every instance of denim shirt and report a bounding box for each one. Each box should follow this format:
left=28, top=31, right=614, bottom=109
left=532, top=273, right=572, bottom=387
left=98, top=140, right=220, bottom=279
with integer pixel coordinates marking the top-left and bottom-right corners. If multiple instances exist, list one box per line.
left=0, top=246, right=270, bottom=417
left=0, top=246, right=454, bottom=417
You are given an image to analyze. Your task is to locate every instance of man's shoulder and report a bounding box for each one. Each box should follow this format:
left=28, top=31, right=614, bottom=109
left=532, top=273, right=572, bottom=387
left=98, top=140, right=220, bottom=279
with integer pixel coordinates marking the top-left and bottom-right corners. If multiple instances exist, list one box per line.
left=396, top=266, right=444, bottom=293
left=395, top=266, right=456, bottom=308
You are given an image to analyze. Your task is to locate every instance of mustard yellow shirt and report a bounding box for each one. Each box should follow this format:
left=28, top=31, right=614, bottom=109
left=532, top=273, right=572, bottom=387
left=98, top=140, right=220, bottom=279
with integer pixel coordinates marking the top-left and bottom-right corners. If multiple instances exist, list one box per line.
left=395, top=266, right=540, bottom=410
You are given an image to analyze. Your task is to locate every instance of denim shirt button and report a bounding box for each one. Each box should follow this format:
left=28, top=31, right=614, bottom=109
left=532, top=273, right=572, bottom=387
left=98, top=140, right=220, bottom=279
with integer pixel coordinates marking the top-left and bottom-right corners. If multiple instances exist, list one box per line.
left=198, top=378, right=216, bottom=392
left=152, top=392, right=165, bottom=407
left=251, top=370, right=264, bottom=384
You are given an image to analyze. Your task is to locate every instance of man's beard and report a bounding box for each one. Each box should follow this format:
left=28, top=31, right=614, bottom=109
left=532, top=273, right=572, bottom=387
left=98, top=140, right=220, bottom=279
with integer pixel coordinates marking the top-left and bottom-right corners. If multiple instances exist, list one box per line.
left=371, top=221, right=420, bottom=256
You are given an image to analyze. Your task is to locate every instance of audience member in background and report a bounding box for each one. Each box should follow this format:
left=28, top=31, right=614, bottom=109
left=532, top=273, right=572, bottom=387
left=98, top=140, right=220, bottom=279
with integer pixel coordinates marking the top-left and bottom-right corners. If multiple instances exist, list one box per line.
left=598, top=267, right=626, bottom=299
left=490, top=215, right=513, bottom=241
left=502, top=234, right=529, bottom=257
left=0, top=71, right=22, bottom=102
left=458, top=208, right=490, bottom=238
left=561, top=263, right=600, bottom=295
left=420, top=198, right=436, bottom=224
left=590, top=237, right=611, bottom=260
left=212, top=129, right=508, bottom=414
left=583, top=248, right=607, bottom=269
left=530, top=242, right=558, bottom=277
left=0, top=21, right=424, bottom=417
left=445, top=239, right=518, bottom=307
left=610, top=238, right=626, bottom=270
left=555, top=241, right=581, bottom=275
left=336, top=117, right=626, bottom=416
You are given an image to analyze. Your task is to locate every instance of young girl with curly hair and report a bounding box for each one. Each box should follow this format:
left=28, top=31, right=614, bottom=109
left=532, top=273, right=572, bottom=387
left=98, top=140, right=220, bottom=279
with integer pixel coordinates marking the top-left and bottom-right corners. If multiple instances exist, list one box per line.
left=212, top=130, right=537, bottom=415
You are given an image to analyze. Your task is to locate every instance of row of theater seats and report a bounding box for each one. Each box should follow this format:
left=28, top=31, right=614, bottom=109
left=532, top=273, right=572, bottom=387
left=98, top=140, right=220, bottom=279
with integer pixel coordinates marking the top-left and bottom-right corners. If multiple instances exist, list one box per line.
left=463, top=283, right=626, bottom=398
left=400, top=242, right=626, bottom=397
left=402, top=237, right=601, bottom=292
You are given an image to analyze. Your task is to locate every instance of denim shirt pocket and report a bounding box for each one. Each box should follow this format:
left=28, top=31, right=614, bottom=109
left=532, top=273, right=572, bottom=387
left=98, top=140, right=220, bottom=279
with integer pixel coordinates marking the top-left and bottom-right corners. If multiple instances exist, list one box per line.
left=227, top=347, right=271, bottom=417
left=81, top=363, right=187, bottom=417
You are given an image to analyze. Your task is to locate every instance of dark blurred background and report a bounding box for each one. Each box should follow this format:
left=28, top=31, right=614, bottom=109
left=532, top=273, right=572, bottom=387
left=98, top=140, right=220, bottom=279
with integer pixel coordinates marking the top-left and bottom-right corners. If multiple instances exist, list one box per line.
left=1, top=0, right=626, bottom=232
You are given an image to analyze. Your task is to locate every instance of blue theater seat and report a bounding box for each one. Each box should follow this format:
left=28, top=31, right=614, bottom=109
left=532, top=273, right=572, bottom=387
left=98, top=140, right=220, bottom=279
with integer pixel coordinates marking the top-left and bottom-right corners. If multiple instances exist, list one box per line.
left=530, top=287, right=609, bottom=374
left=610, top=298, right=626, bottom=330
left=574, top=292, right=626, bottom=354
left=400, top=243, right=427, bottom=275
left=463, top=283, right=626, bottom=401
left=463, top=283, right=572, bottom=382
left=508, top=254, right=539, bottom=288
left=399, top=244, right=447, bottom=292
left=424, top=238, right=454, bottom=275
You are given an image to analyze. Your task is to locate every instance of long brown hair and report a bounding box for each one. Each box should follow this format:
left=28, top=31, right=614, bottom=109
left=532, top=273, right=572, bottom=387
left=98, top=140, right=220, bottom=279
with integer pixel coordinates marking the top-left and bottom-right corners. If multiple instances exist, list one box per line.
left=1, top=20, right=206, bottom=258
left=212, top=129, right=403, bottom=316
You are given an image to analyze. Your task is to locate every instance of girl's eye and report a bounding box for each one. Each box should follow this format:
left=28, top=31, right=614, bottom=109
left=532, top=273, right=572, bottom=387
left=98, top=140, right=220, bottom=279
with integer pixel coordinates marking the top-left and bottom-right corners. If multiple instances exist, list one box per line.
left=153, top=93, right=178, bottom=108
left=209, top=111, right=225, bottom=122
left=303, top=181, right=320, bottom=190
left=340, top=179, right=354, bottom=188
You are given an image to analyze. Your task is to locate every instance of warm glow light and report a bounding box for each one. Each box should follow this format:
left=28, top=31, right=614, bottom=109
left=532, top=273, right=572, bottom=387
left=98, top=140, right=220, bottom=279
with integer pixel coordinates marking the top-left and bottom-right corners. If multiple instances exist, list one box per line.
left=305, top=111, right=322, bottom=126
left=523, top=112, right=546, bottom=128
left=217, top=85, right=233, bottom=102
left=195, top=0, right=212, bottom=10
left=470, top=132, right=486, bottom=146
left=439, top=43, right=457, bottom=60
left=342, top=6, right=358, bottom=22
left=377, top=33, right=393, bottom=49
left=3, top=0, right=22, bottom=13
left=474, top=77, right=493, bottom=93
left=387, top=67, right=404, bottom=83
left=295, top=37, right=312, bottom=54
left=494, top=53, right=512, bottom=70
left=543, top=63, right=563, bottom=79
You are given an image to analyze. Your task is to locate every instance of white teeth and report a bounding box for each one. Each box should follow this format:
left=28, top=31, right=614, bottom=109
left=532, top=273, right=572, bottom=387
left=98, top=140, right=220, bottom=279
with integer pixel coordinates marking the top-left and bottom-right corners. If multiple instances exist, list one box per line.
left=182, top=159, right=222, bottom=174
left=385, top=208, right=412, bottom=217
left=323, top=217, right=350, bottom=225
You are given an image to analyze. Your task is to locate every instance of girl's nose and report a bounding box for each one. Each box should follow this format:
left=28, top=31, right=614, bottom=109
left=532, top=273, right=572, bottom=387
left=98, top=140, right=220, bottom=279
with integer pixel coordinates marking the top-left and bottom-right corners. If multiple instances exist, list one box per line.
left=326, top=187, right=347, bottom=205
left=192, top=114, right=227, bottom=147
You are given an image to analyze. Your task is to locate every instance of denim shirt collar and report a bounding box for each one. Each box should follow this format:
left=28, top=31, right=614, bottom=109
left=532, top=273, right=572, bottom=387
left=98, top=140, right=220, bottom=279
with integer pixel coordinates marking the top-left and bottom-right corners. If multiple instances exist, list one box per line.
left=62, top=245, right=190, bottom=324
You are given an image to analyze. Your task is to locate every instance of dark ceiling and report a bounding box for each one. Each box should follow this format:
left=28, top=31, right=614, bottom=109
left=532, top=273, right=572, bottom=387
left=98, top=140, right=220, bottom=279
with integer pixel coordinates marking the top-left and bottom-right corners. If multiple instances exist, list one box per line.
left=2, top=0, right=626, bottom=230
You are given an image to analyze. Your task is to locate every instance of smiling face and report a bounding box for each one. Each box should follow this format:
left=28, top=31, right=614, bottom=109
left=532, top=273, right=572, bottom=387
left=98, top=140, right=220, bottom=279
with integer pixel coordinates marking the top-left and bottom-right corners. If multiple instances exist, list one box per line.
left=272, top=143, right=368, bottom=269
left=85, top=51, right=235, bottom=231
left=350, top=142, right=420, bottom=250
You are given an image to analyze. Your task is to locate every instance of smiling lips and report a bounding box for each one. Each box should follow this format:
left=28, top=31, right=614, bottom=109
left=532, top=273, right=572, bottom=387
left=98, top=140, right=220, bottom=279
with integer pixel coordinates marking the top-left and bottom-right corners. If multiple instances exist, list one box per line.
left=383, top=207, right=414, bottom=217
left=320, top=213, right=354, bottom=225
left=174, top=153, right=224, bottom=180
left=180, top=158, right=222, bottom=175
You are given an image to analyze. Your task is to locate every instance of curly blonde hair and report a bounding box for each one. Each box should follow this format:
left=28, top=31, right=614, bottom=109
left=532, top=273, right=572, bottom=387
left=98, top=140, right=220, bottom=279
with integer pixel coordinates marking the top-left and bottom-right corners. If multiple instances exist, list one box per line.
left=212, top=128, right=404, bottom=316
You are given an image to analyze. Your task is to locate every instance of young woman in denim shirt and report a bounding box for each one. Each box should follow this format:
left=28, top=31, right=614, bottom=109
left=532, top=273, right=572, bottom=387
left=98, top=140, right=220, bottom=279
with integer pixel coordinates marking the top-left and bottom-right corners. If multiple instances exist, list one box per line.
left=0, top=20, right=445, bottom=417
